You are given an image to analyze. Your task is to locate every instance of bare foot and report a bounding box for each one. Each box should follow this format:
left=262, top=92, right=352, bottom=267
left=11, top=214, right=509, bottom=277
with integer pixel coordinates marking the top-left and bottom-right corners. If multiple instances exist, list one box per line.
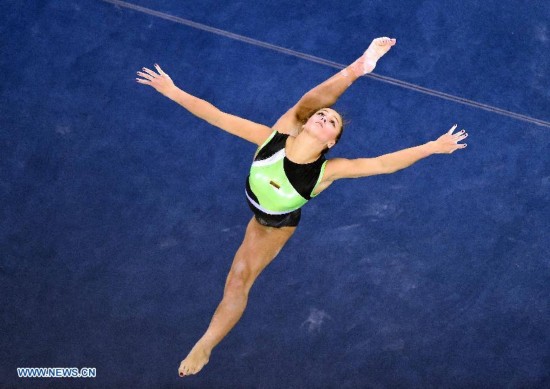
left=351, top=37, right=397, bottom=76
left=178, top=343, right=211, bottom=377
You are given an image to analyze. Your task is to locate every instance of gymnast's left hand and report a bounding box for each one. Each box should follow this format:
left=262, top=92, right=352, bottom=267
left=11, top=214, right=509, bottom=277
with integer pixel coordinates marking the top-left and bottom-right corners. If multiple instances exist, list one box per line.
left=430, top=124, right=469, bottom=154
left=136, top=64, right=176, bottom=97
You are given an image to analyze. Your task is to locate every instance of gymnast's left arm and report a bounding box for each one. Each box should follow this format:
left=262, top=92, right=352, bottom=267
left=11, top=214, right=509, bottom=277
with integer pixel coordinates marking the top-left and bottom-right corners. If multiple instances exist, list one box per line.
left=322, top=124, right=468, bottom=182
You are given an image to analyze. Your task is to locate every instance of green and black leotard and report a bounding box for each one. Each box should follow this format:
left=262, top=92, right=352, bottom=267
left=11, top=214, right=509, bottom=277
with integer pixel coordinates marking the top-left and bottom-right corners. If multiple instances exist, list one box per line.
left=245, top=130, right=327, bottom=227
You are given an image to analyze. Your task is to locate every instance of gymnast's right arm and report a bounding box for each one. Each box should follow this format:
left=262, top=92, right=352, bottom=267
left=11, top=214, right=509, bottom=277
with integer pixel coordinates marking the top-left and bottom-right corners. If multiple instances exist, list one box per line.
left=136, top=64, right=273, bottom=146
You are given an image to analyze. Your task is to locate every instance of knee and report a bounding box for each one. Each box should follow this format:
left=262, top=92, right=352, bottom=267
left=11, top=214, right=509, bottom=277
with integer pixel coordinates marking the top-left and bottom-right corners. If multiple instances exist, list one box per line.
left=225, top=261, right=253, bottom=295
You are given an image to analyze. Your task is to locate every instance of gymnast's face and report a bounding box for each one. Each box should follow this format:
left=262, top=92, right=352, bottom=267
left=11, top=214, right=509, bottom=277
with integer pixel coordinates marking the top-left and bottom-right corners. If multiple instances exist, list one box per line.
left=305, top=108, right=343, bottom=148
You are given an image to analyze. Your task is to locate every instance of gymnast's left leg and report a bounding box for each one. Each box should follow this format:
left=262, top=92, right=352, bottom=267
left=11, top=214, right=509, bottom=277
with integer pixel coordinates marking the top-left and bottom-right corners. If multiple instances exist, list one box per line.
left=178, top=217, right=296, bottom=377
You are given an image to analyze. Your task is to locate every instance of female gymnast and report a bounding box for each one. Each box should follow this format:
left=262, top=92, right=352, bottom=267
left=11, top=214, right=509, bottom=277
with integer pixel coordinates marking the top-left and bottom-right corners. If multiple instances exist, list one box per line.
left=135, top=37, right=468, bottom=377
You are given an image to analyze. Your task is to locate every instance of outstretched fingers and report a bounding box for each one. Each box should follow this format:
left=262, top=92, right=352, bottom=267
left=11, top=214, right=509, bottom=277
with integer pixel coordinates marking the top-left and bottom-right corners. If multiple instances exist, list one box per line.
left=136, top=66, right=160, bottom=84
left=136, top=63, right=166, bottom=82
left=136, top=64, right=175, bottom=94
left=451, top=125, right=468, bottom=142
left=437, top=124, right=469, bottom=153
left=136, top=70, right=154, bottom=82
left=454, top=131, right=468, bottom=142
left=453, top=142, right=467, bottom=152
left=141, top=67, right=159, bottom=78
left=453, top=129, right=468, bottom=151
left=447, top=124, right=458, bottom=135
left=154, top=63, right=167, bottom=76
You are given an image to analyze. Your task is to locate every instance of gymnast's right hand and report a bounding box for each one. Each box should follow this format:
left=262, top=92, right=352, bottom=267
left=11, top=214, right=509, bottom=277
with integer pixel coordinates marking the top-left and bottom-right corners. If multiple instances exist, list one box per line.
left=136, top=64, right=176, bottom=97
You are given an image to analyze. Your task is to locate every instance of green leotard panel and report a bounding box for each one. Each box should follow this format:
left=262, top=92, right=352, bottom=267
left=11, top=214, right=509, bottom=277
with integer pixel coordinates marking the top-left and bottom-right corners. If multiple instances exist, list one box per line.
left=249, top=150, right=309, bottom=213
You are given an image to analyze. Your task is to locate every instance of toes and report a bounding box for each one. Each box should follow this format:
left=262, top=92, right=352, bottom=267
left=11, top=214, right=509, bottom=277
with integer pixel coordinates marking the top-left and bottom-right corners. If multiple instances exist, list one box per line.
left=375, top=37, right=397, bottom=46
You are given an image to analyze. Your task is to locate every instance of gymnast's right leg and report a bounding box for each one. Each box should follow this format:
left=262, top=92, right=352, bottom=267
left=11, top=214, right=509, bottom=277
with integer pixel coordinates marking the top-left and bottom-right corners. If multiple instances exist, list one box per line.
left=178, top=217, right=296, bottom=377
left=272, top=37, right=396, bottom=135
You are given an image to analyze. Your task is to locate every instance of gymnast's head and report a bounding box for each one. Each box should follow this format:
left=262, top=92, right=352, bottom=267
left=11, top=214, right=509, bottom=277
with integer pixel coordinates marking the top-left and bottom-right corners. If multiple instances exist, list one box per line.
left=302, top=108, right=344, bottom=155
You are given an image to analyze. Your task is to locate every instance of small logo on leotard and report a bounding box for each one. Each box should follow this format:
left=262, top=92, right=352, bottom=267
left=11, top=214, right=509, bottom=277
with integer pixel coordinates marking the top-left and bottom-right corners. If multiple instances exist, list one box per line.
left=269, top=180, right=281, bottom=189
